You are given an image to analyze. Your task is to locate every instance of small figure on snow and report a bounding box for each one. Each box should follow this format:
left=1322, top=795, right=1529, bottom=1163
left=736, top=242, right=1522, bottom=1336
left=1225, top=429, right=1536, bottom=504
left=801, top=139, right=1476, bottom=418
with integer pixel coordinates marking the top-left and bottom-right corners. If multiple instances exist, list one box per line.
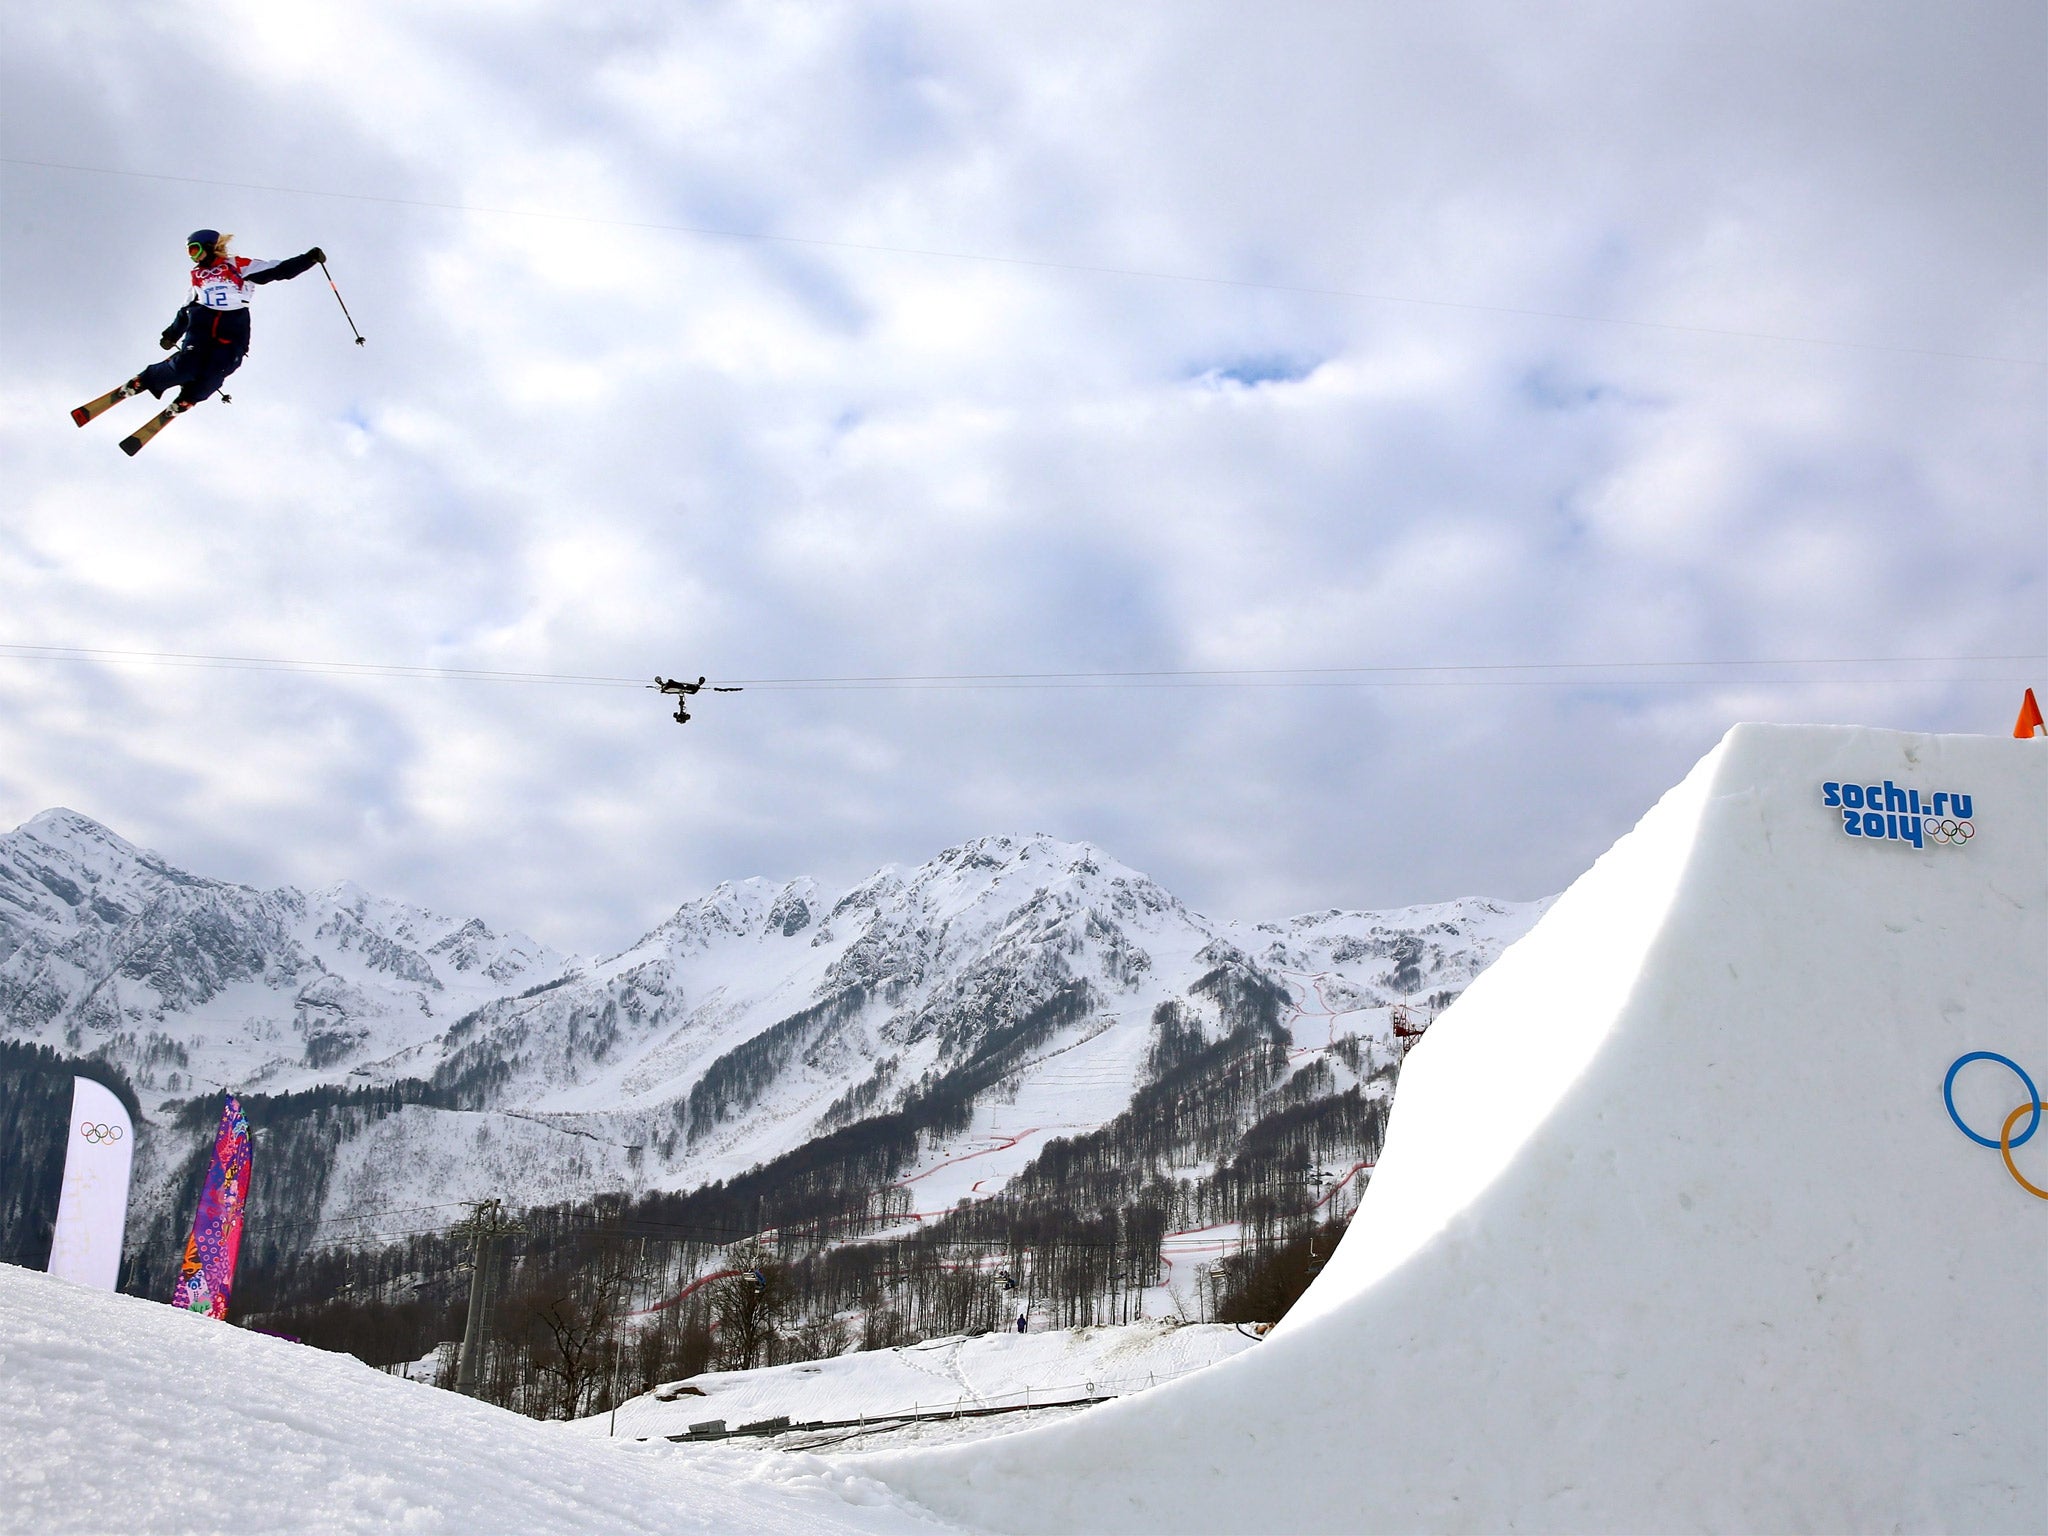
left=72, top=229, right=328, bottom=455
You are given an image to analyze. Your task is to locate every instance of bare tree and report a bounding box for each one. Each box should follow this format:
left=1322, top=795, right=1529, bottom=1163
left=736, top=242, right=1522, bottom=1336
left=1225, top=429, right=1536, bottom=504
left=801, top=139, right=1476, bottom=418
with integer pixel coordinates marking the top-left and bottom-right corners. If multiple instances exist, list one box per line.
left=513, top=1243, right=637, bottom=1419
left=791, top=1312, right=849, bottom=1362
left=861, top=1305, right=913, bottom=1352
left=711, top=1245, right=782, bottom=1371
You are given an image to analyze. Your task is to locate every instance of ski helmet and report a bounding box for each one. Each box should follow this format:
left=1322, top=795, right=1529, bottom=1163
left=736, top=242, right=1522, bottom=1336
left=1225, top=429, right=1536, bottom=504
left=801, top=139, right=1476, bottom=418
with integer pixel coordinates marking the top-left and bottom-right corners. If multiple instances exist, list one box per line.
left=186, top=229, right=221, bottom=261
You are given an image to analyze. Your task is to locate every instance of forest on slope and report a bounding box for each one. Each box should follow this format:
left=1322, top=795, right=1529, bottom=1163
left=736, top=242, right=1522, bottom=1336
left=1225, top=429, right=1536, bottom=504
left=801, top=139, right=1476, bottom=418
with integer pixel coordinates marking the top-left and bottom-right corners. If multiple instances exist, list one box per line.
left=234, top=959, right=1403, bottom=1420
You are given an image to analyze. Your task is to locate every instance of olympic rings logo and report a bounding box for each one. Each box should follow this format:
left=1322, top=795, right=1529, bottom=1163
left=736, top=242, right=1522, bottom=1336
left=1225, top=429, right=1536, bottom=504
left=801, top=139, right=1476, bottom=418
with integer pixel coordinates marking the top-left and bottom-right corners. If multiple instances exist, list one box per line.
left=1944, top=1052, right=2045, bottom=1201
left=79, top=1121, right=124, bottom=1145
left=1925, top=819, right=1975, bottom=846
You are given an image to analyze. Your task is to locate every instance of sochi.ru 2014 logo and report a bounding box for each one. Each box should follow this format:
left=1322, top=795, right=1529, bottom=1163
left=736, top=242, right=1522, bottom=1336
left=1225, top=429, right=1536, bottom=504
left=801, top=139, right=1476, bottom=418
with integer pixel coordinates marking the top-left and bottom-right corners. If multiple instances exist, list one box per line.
left=1821, top=780, right=1974, bottom=849
left=79, top=1120, right=124, bottom=1145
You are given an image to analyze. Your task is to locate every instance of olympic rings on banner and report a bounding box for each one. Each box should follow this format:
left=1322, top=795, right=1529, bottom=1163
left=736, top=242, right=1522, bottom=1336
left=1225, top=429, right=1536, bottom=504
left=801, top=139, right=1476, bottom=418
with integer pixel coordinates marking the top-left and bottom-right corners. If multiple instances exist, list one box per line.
left=1945, top=1053, right=2038, bottom=1148
left=2001, top=1101, right=2048, bottom=1201
left=79, top=1120, right=124, bottom=1144
left=1926, top=819, right=1975, bottom=847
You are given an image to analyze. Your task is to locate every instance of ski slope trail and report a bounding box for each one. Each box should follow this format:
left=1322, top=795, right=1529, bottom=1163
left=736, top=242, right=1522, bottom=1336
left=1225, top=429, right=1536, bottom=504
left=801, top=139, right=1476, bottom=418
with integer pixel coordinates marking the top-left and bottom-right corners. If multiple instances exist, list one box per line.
left=866, top=724, right=2047, bottom=1534
left=590, top=1321, right=1258, bottom=1440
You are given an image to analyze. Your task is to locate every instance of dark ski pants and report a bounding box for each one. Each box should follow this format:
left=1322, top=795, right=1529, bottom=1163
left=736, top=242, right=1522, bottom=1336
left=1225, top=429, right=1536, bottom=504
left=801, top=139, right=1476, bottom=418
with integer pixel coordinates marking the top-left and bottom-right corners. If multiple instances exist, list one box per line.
left=139, top=342, right=245, bottom=406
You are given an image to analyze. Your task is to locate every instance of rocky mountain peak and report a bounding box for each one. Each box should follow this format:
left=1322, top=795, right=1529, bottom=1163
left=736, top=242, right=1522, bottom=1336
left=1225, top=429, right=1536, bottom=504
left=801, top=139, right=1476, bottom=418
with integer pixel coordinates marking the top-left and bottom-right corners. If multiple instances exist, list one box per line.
left=647, top=874, right=824, bottom=955
left=2, top=808, right=570, bottom=1079
left=2, top=810, right=191, bottom=946
left=22, top=806, right=132, bottom=846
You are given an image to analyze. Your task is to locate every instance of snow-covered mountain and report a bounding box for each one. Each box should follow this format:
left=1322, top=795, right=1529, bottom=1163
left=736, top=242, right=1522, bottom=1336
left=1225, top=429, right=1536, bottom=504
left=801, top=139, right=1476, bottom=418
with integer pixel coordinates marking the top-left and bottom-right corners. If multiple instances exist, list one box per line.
left=0, top=809, right=568, bottom=1092
left=0, top=811, right=1545, bottom=1248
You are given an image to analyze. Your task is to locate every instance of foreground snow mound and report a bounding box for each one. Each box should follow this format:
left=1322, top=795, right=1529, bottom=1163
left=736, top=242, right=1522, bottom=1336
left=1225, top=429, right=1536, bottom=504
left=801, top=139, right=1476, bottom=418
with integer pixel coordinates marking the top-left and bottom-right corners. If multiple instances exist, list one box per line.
left=589, top=1320, right=1257, bottom=1439
left=0, top=1264, right=952, bottom=1536
left=868, top=725, right=2047, bottom=1534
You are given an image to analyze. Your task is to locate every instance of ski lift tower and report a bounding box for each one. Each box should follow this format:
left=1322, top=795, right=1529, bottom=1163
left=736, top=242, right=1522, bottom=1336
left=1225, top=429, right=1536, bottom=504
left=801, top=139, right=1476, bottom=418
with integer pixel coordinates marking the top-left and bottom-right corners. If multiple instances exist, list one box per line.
left=452, top=1198, right=525, bottom=1395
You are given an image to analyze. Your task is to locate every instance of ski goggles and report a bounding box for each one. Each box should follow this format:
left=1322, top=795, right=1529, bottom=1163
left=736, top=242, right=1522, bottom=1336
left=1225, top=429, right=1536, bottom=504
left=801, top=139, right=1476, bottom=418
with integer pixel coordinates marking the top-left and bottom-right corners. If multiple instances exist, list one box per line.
left=188, top=242, right=210, bottom=258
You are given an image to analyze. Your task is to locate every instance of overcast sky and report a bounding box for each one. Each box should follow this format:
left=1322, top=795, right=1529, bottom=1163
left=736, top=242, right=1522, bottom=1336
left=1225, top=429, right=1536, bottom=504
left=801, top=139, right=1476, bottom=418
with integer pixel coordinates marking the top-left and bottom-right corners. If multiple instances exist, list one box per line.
left=2, top=1, right=2042, bottom=956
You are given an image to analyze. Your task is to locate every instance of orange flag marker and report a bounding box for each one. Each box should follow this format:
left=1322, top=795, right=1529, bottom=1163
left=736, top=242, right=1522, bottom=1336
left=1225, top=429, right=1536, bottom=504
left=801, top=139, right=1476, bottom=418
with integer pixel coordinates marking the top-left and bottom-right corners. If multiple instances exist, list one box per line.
left=2016, top=687, right=2045, bottom=739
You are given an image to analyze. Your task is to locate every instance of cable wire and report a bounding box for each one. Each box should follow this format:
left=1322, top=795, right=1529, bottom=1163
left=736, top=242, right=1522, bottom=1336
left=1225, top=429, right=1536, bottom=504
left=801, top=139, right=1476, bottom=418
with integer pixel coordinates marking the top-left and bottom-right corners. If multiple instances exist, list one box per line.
left=0, top=642, right=642, bottom=688
left=2, top=641, right=2038, bottom=693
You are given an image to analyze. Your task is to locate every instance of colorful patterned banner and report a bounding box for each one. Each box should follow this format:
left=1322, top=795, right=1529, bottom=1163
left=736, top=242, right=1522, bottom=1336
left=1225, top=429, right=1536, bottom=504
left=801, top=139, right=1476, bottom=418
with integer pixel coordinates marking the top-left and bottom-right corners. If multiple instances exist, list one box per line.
left=171, top=1095, right=252, bottom=1320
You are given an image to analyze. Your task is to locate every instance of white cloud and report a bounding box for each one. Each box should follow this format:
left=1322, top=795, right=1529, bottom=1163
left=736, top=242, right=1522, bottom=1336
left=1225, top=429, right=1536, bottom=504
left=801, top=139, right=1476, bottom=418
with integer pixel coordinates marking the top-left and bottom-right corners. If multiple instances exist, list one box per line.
left=2, top=0, right=2040, bottom=951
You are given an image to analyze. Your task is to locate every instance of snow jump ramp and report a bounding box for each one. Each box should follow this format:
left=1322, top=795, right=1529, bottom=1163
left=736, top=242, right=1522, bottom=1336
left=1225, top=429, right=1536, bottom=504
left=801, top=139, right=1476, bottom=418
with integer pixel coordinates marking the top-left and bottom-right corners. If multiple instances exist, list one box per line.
left=870, top=724, right=2046, bottom=1534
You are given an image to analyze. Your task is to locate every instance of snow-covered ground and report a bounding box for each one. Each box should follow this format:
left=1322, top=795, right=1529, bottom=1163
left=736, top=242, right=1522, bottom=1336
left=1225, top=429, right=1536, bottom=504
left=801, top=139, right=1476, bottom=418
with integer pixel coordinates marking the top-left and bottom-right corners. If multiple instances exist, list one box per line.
left=0, top=1262, right=955, bottom=1536
left=585, top=1319, right=1258, bottom=1441
left=0, top=1263, right=1256, bottom=1533
left=867, top=724, right=2048, bottom=1533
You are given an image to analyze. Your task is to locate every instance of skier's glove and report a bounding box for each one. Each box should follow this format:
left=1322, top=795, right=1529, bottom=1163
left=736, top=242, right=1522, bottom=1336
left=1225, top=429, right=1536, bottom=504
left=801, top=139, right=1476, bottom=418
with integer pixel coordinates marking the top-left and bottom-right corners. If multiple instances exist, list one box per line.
left=159, top=327, right=180, bottom=350
left=305, top=247, right=326, bottom=264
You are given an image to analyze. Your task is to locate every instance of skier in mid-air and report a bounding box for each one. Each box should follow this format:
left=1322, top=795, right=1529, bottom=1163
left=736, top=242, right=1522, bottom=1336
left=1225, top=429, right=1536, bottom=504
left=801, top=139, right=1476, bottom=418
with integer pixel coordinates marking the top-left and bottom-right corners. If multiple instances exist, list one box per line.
left=72, top=230, right=328, bottom=455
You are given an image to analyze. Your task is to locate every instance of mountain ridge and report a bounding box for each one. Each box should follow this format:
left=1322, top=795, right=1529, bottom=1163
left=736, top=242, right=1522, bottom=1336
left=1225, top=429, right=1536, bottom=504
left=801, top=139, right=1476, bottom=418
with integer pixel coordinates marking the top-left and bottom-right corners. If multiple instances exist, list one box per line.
left=1, top=810, right=1546, bottom=1267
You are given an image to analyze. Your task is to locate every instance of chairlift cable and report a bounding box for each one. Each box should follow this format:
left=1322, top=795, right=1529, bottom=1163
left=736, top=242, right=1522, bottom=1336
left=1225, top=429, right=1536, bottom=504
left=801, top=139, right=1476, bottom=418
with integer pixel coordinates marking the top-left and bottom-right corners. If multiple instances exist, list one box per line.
left=1, top=641, right=2037, bottom=694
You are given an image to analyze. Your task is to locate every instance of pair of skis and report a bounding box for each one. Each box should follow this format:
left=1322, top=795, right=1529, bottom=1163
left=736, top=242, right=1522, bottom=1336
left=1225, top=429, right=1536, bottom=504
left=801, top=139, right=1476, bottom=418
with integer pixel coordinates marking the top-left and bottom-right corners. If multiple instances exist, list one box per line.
left=71, top=381, right=199, bottom=456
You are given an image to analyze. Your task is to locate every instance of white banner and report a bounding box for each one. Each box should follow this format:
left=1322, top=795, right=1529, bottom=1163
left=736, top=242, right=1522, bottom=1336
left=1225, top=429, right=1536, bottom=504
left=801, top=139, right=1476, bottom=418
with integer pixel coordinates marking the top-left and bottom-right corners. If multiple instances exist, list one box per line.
left=46, top=1077, right=135, bottom=1291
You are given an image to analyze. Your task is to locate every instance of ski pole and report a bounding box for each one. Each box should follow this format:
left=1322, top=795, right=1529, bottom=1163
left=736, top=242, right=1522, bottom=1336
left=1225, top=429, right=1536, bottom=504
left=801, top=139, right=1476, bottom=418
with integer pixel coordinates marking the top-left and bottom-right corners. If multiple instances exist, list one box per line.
left=320, top=260, right=366, bottom=346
